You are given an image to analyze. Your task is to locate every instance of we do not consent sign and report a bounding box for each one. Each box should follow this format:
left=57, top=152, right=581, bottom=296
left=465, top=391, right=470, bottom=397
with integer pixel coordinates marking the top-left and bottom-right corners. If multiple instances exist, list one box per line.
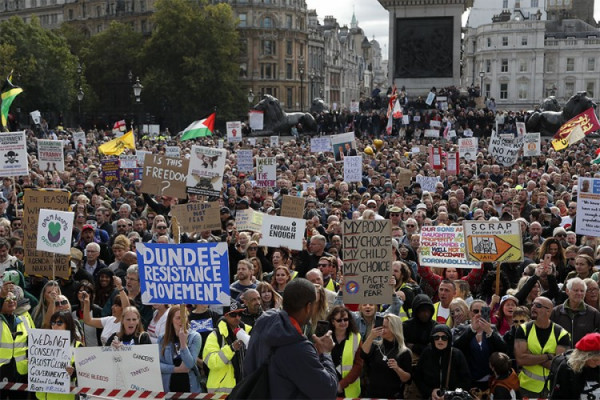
left=137, top=242, right=230, bottom=305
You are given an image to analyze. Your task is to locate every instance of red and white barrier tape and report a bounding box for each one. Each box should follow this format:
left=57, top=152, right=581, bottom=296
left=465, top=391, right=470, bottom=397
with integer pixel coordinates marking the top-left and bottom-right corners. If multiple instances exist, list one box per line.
left=0, top=382, right=228, bottom=399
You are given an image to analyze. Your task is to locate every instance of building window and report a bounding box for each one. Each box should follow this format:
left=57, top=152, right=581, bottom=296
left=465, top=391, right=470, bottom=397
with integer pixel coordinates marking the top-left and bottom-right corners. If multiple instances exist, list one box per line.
left=68, top=9, right=73, bottom=19
left=566, top=58, right=575, bottom=72
left=521, top=36, right=528, bottom=46
left=286, top=63, right=292, bottom=79
left=502, top=36, right=508, bottom=46
left=545, top=57, right=555, bottom=73
left=565, top=82, right=575, bottom=97
left=97, top=24, right=103, bottom=33
left=287, top=88, right=292, bottom=107
left=31, top=0, right=36, bottom=6
left=262, top=40, right=276, bottom=55
left=500, top=83, right=508, bottom=99
left=587, top=82, right=595, bottom=98
left=518, top=82, right=528, bottom=99
left=588, top=57, right=595, bottom=72
left=262, top=17, right=273, bottom=28
left=502, top=0, right=508, bottom=8
left=139, top=0, right=145, bottom=11
left=487, top=37, right=492, bottom=47
left=485, top=83, right=491, bottom=98
left=286, top=40, right=292, bottom=56
left=260, top=64, right=276, bottom=79
left=141, top=19, right=147, bottom=33
left=519, top=59, right=528, bottom=72
left=501, top=59, right=508, bottom=73
left=531, top=0, right=538, bottom=6
left=96, top=5, right=101, bottom=16
left=238, top=13, right=246, bottom=27
left=486, top=60, right=491, bottom=73
left=286, top=15, right=292, bottom=29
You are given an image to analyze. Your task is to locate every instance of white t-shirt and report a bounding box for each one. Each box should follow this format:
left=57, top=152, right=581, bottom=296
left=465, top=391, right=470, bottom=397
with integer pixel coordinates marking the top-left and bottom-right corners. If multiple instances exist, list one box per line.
left=100, top=316, right=121, bottom=345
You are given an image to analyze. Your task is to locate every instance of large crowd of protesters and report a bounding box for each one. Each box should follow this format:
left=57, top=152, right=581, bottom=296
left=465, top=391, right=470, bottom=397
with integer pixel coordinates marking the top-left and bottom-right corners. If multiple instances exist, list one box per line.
left=0, top=86, right=600, bottom=400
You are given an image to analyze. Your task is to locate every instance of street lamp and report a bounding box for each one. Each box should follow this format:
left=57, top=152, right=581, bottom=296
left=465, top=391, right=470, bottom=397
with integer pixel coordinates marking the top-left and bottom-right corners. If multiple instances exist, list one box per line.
left=479, top=71, right=485, bottom=97
left=247, top=89, right=255, bottom=104
left=298, top=62, right=305, bottom=112
left=309, top=69, right=315, bottom=103
left=77, top=86, right=84, bottom=124
left=133, top=77, right=143, bottom=102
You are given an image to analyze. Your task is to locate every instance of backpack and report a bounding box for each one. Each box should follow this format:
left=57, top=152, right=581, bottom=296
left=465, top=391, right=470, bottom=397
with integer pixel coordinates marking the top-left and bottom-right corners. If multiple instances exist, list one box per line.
left=546, top=348, right=573, bottom=397
left=228, top=349, right=275, bottom=400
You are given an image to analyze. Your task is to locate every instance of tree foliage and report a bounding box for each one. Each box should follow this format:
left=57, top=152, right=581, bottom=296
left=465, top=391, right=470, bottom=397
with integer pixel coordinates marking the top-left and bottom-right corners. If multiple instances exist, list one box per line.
left=142, top=0, right=245, bottom=130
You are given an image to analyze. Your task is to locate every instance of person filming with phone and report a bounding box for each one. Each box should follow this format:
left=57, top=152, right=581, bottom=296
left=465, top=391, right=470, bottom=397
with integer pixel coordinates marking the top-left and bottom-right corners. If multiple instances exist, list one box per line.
left=452, top=299, right=507, bottom=391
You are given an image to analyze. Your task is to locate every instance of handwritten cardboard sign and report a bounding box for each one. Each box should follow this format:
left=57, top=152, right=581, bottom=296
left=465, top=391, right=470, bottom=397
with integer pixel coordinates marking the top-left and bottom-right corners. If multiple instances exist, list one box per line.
left=28, top=329, right=71, bottom=394
left=342, top=220, right=392, bottom=304
left=280, top=195, right=305, bottom=219
left=255, top=157, right=276, bottom=187
left=235, top=209, right=263, bottom=232
left=141, top=154, right=189, bottom=198
left=170, top=201, right=221, bottom=232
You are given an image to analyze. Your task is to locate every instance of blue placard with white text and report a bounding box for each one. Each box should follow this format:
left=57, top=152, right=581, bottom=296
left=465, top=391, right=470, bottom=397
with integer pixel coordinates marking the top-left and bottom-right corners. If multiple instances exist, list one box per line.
left=136, top=242, right=230, bottom=305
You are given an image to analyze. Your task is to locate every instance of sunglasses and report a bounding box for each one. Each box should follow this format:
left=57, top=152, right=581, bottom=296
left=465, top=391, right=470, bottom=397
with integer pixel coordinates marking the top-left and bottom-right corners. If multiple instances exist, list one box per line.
left=368, top=205, right=377, bottom=209
left=513, top=319, right=527, bottom=324
left=432, top=335, right=449, bottom=341
left=117, top=225, right=127, bottom=228
left=556, top=234, right=566, bottom=237
left=157, top=226, right=167, bottom=229
left=406, top=224, right=415, bottom=227
left=335, top=318, right=349, bottom=323
left=532, top=302, right=551, bottom=310
left=390, top=213, right=400, bottom=217
left=248, top=247, right=258, bottom=250
left=55, top=300, right=69, bottom=306
left=51, top=320, right=64, bottom=326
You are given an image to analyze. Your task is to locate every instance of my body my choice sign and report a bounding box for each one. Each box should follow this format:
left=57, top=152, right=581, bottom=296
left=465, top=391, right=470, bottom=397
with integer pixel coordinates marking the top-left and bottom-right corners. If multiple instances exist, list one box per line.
left=137, top=242, right=230, bottom=305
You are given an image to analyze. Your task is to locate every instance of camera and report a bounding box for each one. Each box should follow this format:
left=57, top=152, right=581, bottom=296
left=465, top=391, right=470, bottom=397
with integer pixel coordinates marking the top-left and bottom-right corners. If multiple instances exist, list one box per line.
left=443, top=388, right=473, bottom=400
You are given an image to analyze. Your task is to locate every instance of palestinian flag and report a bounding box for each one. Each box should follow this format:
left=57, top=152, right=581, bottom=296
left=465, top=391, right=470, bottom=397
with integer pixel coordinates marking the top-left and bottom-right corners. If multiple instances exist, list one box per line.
left=1, top=72, right=23, bottom=131
left=593, top=148, right=600, bottom=164
left=180, top=113, right=215, bottom=141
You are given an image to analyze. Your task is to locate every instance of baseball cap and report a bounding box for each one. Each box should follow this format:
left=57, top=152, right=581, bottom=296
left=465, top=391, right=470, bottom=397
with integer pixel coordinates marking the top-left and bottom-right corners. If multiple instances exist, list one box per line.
left=220, top=207, right=231, bottom=214
left=82, top=224, right=95, bottom=232
left=224, top=299, right=246, bottom=315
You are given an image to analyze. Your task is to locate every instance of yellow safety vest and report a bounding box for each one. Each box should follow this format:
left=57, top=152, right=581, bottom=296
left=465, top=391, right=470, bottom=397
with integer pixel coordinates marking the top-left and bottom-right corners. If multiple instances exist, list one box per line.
left=325, top=278, right=338, bottom=293
left=518, top=322, right=569, bottom=394
left=291, top=270, right=298, bottom=280
left=340, top=332, right=361, bottom=398
left=19, top=311, right=35, bottom=332
left=0, top=315, right=28, bottom=375
left=203, top=320, right=252, bottom=395
left=432, top=302, right=452, bottom=327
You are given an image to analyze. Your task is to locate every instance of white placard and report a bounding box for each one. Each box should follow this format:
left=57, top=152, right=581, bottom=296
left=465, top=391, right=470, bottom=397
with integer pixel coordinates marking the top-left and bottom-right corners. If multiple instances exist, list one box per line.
left=28, top=329, right=71, bottom=393
left=270, top=136, right=279, bottom=148
left=330, top=132, right=356, bottom=163
left=119, top=154, right=138, bottom=169
left=165, top=145, right=180, bottom=158
left=458, top=138, right=478, bottom=161
left=424, top=129, right=439, bottom=138
left=350, top=101, right=359, bottom=113
left=343, top=155, right=362, bottom=183
left=226, top=121, right=243, bottom=142
left=416, top=175, right=440, bottom=193
left=259, top=215, right=306, bottom=251
left=37, top=139, right=65, bottom=172
left=237, top=149, right=254, bottom=173
left=136, top=150, right=151, bottom=167
left=36, top=209, right=74, bottom=255
left=186, top=146, right=227, bottom=196
left=576, top=177, right=600, bottom=236
left=310, top=136, right=332, bottom=153
left=75, top=344, right=163, bottom=392
left=217, top=139, right=224, bottom=148
left=256, top=157, right=276, bottom=187
left=430, top=120, right=441, bottom=129
left=0, top=131, right=28, bottom=177
left=73, top=131, right=86, bottom=148
left=516, top=121, right=526, bottom=136
left=30, top=110, right=42, bottom=125
left=402, top=115, right=410, bottom=125
left=425, top=92, right=435, bottom=106
left=488, top=132, right=523, bottom=166
left=249, top=110, right=264, bottom=130
left=247, top=138, right=257, bottom=146
left=523, top=132, right=541, bottom=157
left=302, top=182, right=316, bottom=192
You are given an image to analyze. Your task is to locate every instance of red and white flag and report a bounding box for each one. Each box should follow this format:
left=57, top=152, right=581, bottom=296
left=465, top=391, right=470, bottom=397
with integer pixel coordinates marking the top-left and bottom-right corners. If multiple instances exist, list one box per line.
left=112, top=120, right=126, bottom=134
left=392, top=99, right=403, bottom=119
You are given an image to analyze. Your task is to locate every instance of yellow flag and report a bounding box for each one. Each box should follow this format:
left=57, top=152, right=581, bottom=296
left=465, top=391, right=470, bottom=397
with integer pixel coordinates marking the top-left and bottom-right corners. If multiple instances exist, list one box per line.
left=98, top=130, right=135, bottom=155
left=551, top=124, right=585, bottom=151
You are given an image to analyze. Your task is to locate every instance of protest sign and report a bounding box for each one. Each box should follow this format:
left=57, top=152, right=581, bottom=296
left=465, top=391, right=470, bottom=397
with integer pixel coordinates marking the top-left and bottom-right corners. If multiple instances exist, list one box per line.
left=75, top=344, right=163, bottom=392
left=425, top=92, right=435, bottom=106
left=255, top=157, right=276, bottom=187
left=37, top=139, right=65, bottom=172
left=136, top=150, right=150, bottom=167
left=416, top=175, right=440, bottom=193
left=424, top=129, right=439, bottom=138
left=430, top=120, right=441, bottom=129
left=342, top=220, right=392, bottom=304
left=28, top=329, right=71, bottom=394
left=249, top=110, right=264, bottom=130
left=488, top=133, right=523, bottom=166
left=259, top=215, right=306, bottom=251
left=270, top=136, right=280, bottom=148
left=119, top=154, right=137, bottom=169
left=516, top=121, right=526, bottom=136
left=429, top=146, right=442, bottom=169
left=302, top=182, right=316, bottom=192
left=0, top=131, right=28, bottom=177
left=310, top=136, right=332, bottom=153
left=36, top=209, right=74, bottom=255
left=458, top=138, right=478, bottom=161
left=235, top=208, right=263, bottom=232
left=170, top=202, right=221, bottom=232
left=463, top=221, right=523, bottom=263
left=411, top=146, right=420, bottom=154
left=137, top=242, right=230, bottom=305
left=280, top=195, right=305, bottom=219
left=343, top=155, right=362, bottom=183
left=247, top=137, right=257, bottom=146
left=101, top=157, right=120, bottom=184
left=24, top=190, right=71, bottom=278
left=419, top=226, right=480, bottom=269
left=30, top=110, right=42, bottom=125
left=397, top=168, right=412, bottom=188
left=217, top=139, right=224, bottom=149
left=523, top=132, right=541, bottom=157
left=226, top=121, right=242, bottom=142
left=186, top=146, right=227, bottom=196
left=350, top=100, right=359, bottom=113
left=73, top=131, right=86, bottom=148
left=236, top=149, right=254, bottom=173
left=447, top=151, right=459, bottom=175
left=402, top=115, right=409, bottom=125
left=141, top=154, right=189, bottom=198
left=330, top=132, right=356, bottom=163
left=575, top=177, right=600, bottom=236
left=165, top=145, right=180, bottom=158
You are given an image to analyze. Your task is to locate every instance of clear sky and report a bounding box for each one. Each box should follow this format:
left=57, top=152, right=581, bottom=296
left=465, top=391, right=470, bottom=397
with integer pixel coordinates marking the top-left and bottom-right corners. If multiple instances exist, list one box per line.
left=305, top=0, right=600, bottom=60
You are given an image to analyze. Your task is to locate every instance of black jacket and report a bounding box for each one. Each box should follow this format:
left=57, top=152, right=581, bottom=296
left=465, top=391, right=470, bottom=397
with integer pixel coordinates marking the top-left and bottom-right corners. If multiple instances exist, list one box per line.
left=550, top=358, right=599, bottom=400
left=403, top=294, right=438, bottom=356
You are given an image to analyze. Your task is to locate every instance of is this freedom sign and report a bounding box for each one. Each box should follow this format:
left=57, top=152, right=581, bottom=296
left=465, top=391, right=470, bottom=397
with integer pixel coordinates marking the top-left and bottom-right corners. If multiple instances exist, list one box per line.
left=137, top=242, right=230, bottom=305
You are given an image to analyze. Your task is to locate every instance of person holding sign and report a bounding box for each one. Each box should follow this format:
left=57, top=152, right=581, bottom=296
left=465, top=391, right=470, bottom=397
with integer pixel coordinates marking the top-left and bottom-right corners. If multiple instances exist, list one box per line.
left=159, top=307, right=202, bottom=393
left=81, top=278, right=130, bottom=345
left=36, top=311, right=82, bottom=400
left=105, top=307, right=151, bottom=347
